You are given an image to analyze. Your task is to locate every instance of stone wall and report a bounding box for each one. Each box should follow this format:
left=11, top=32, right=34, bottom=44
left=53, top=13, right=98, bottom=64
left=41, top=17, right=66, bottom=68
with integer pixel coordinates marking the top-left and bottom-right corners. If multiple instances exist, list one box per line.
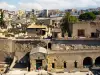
left=13, top=40, right=48, bottom=52
left=0, top=39, right=48, bottom=53
left=52, top=44, right=100, bottom=51
left=72, top=22, right=100, bottom=38
left=47, top=50, right=100, bottom=71
left=0, top=39, right=12, bottom=52
left=52, top=40, right=100, bottom=51
left=0, top=39, right=100, bottom=71
left=30, top=53, right=47, bottom=70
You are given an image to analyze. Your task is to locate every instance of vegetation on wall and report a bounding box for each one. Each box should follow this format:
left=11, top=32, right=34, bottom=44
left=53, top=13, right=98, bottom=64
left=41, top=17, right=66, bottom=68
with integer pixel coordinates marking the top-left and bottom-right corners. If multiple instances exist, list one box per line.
left=30, top=14, right=37, bottom=23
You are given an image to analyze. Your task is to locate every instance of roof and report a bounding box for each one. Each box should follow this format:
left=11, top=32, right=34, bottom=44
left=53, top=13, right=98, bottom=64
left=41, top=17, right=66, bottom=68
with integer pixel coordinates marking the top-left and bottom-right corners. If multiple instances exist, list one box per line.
left=27, top=23, right=47, bottom=29
left=37, top=18, right=50, bottom=20
left=52, top=28, right=61, bottom=32
left=37, top=17, right=63, bottom=20
left=30, top=47, right=47, bottom=55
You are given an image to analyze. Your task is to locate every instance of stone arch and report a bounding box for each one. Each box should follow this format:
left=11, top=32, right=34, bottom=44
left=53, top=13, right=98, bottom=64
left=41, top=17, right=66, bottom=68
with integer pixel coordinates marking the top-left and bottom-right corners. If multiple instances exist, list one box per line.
left=14, top=52, right=30, bottom=70
left=95, top=56, right=100, bottom=67
left=83, top=57, right=93, bottom=68
left=64, top=61, right=67, bottom=68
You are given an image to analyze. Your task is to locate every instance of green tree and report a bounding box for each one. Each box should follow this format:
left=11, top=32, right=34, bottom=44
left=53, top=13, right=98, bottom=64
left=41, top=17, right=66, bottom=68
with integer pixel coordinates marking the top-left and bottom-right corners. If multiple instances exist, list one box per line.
left=0, top=10, right=4, bottom=28
left=0, top=10, right=7, bottom=28
left=60, top=12, right=78, bottom=37
left=21, top=24, right=28, bottom=34
left=79, top=12, right=96, bottom=21
left=0, top=10, right=3, bottom=22
left=92, top=11, right=100, bottom=15
left=30, top=14, right=37, bottom=23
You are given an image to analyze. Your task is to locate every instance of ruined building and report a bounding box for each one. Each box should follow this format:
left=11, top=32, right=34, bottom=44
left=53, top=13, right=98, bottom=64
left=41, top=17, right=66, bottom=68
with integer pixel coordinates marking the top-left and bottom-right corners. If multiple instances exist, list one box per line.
left=0, top=38, right=100, bottom=73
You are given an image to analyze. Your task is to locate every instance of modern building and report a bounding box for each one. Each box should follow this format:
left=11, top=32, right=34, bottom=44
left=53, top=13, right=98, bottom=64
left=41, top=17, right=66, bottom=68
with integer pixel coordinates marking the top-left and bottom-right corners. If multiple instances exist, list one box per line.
left=32, top=9, right=41, bottom=17
left=39, top=9, right=49, bottom=18
left=37, top=17, right=62, bottom=27
left=48, top=9, right=62, bottom=17
left=65, top=9, right=78, bottom=15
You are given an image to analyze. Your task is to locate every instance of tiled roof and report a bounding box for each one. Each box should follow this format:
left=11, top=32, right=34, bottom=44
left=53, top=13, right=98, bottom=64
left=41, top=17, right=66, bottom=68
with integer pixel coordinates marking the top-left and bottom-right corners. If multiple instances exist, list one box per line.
left=52, top=28, right=61, bottom=32
left=30, top=47, right=47, bottom=54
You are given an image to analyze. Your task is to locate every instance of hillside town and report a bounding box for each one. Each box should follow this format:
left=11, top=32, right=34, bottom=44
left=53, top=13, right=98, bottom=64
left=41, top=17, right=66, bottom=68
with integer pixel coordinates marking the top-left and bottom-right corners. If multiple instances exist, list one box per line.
left=0, top=8, right=100, bottom=39
left=0, top=7, right=100, bottom=75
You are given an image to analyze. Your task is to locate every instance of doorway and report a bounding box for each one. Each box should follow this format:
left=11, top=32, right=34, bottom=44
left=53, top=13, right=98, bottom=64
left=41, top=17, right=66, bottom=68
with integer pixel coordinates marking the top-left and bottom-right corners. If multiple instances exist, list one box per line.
left=95, top=57, right=100, bottom=67
left=48, top=43, right=52, bottom=49
left=36, top=60, right=42, bottom=70
left=78, top=29, right=85, bottom=37
left=74, top=61, right=78, bottom=68
left=83, top=57, right=93, bottom=68
left=91, top=33, right=99, bottom=38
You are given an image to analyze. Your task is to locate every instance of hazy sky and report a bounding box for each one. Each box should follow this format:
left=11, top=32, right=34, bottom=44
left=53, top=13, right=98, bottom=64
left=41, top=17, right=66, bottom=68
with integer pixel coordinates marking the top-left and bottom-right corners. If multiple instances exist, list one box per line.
left=0, top=0, right=100, bottom=10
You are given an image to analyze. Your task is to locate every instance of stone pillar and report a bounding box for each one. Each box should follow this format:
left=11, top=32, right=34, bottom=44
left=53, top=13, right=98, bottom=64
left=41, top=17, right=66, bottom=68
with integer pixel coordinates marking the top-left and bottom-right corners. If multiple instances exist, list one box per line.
left=67, top=60, right=74, bottom=70
left=8, top=39, right=13, bottom=52
left=42, top=59, right=47, bottom=70
left=47, top=55, right=55, bottom=71
left=92, top=59, right=95, bottom=67
left=57, top=33, right=62, bottom=39
left=30, top=59, right=36, bottom=70
left=78, top=60, right=83, bottom=69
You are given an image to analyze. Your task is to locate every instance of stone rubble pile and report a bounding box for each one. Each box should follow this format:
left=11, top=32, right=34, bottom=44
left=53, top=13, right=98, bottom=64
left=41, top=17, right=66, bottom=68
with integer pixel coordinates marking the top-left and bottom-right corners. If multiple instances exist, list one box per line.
left=52, top=44, right=100, bottom=51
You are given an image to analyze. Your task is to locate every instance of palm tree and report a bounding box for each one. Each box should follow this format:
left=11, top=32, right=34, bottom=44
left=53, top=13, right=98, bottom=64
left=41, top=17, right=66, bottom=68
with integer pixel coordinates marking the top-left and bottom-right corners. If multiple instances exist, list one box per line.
left=0, top=10, right=7, bottom=28
left=30, top=13, right=37, bottom=23
left=0, top=10, right=4, bottom=28
left=60, top=12, right=78, bottom=37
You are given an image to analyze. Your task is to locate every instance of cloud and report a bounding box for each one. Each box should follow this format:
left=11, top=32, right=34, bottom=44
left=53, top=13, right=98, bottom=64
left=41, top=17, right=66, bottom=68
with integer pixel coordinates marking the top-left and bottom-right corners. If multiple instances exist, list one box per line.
left=18, top=2, right=42, bottom=10
left=0, top=2, right=16, bottom=10
left=19, top=0, right=100, bottom=9
left=0, top=0, right=100, bottom=10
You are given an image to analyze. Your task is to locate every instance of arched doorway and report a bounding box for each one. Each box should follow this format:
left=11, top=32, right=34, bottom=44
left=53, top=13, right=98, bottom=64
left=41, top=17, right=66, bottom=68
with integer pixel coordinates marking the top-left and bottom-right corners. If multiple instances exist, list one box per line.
left=30, top=47, right=47, bottom=70
left=48, top=43, right=52, bottom=49
left=95, top=57, right=100, bottom=67
left=74, top=61, right=78, bottom=68
left=83, top=57, right=93, bottom=68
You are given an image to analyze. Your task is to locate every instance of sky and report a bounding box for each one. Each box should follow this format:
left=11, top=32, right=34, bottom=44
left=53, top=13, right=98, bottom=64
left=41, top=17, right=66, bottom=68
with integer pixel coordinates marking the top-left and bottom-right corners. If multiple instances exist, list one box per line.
left=0, top=0, right=100, bottom=10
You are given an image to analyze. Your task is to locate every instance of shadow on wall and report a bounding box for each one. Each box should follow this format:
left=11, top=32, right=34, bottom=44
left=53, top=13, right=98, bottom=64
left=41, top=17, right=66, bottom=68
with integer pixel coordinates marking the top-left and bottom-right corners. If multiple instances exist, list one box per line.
left=86, top=56, right=100, bottom=75
left=13, top=52, right=30, bottom=71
